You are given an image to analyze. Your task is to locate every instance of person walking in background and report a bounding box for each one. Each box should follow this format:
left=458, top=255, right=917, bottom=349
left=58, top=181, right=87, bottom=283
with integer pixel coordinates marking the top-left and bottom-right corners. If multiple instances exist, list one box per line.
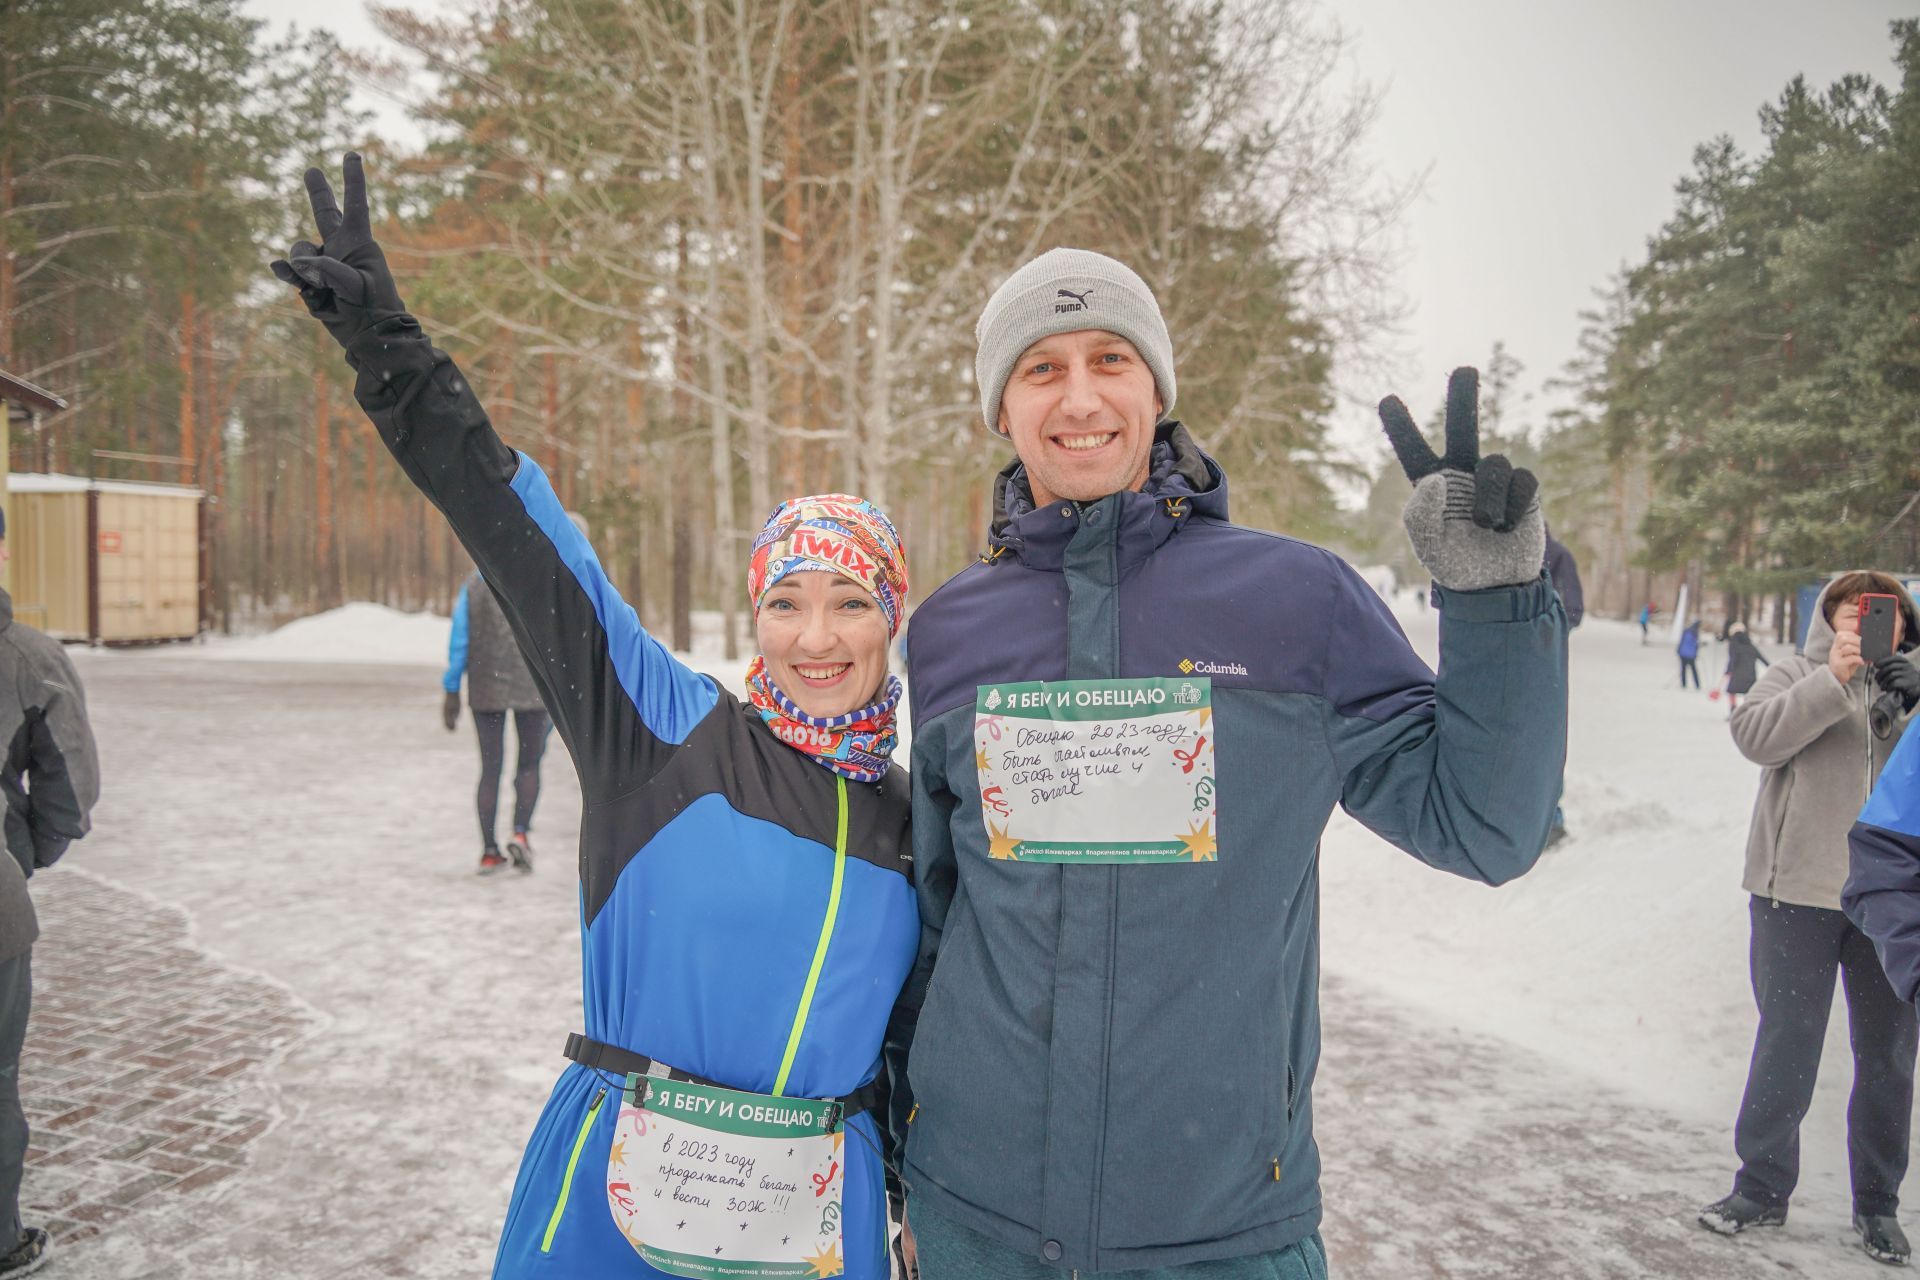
left=1640, top=601, right=1654, bottom=645
left=0, top=505, right=101, bottom=1278
left=444, top=566, right=554, bottom=875
left=1679, top=619, right=1703, bottom=689
left=1701, top=572, right=1920, bottom=1266
left=1724, top=622, right=1770, bottom=718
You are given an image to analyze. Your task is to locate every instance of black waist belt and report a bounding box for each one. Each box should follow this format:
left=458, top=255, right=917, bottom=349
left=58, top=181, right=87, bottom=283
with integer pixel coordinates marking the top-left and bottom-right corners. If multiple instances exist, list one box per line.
left=563, top=1033, right=884, bottom=1124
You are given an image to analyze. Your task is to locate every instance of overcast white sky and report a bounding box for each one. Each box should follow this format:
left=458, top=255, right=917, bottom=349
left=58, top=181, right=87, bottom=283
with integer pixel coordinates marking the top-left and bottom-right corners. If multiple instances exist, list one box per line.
left=246, top=0, right=1914, bottom=477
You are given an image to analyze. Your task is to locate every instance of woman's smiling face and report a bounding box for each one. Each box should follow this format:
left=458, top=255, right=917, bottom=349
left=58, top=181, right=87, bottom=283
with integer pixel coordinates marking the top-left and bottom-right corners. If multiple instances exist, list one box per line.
left=755, top=571, right=892, bottom=719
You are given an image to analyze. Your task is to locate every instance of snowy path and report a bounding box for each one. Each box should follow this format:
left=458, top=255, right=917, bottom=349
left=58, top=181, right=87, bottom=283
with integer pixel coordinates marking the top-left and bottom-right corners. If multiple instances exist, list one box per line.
left=31, top=613, right=1915, bottom=1278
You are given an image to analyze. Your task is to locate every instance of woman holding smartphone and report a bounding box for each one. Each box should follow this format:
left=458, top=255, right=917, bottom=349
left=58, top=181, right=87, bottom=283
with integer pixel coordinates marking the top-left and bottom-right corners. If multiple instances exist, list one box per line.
left=1700, top=572, right=1920, bottom=1266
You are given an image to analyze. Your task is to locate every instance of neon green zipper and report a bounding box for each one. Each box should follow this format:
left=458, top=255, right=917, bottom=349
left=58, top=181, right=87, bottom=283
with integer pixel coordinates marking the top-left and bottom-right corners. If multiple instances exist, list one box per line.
left=540, top=1086, right=606, bottom=1253
left=771, top=776, right=849, bottom=1098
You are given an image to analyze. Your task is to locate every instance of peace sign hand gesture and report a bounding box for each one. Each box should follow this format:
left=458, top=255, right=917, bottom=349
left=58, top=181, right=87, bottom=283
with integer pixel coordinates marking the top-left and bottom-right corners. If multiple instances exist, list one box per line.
left=269, top=153, right=409, bottom=352
left=1378, top=367, right=1546, bottom=593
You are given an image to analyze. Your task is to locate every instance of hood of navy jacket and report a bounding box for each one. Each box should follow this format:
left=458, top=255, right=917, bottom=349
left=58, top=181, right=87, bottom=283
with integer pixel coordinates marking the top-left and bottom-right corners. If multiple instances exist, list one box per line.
left=984, top=421, right=1222, bottom=571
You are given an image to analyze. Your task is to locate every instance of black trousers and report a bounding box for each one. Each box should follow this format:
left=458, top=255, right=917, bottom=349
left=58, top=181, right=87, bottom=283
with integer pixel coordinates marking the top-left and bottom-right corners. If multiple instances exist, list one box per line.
left=1680, top=656, right=1700, bottom=688
left=0, top=951, right=29, bottom=1242
left=1733, top=896, right=1919, bottom=1214
left=473, top=709, right=552, bottom=849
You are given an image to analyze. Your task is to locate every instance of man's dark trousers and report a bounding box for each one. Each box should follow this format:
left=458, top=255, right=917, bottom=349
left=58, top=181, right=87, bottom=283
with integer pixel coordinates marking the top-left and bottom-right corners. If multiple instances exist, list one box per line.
left=0, top=952, right=28, bottom=1241
left=1734, top=896, right=1918, bottom=1214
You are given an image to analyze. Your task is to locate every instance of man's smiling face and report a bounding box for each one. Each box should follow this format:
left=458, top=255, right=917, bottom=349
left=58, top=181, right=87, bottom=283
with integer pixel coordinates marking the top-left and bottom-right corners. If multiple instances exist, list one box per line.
left=997, top=330, right=1162, bottom=508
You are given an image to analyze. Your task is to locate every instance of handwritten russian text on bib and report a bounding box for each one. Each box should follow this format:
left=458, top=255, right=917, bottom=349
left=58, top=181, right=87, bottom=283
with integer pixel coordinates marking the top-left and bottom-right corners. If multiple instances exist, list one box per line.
left=607, top=1076, right=845, bottom=1279
left=974, top=677, right=1217, bottom=863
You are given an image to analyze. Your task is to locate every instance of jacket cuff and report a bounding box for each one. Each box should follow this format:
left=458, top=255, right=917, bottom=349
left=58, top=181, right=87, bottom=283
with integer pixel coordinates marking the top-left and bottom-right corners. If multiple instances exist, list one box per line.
left=1434, top=571, right=1559, bottom=623
left=1811, top=664, right=1858, bottom=710
left=344, top=314, right=431, bottom=376
left=32, top=834, right=70, bottom=871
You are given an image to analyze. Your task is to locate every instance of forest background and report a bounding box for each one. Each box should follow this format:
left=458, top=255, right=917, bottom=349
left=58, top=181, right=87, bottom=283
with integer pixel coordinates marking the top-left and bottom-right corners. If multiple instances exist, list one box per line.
left=4, top=0, right=1918, bottom=650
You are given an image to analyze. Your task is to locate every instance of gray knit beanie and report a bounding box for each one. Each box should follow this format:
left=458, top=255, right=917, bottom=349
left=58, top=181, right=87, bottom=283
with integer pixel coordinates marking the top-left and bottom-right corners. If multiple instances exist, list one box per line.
left=974, top=248, right=1176, bottom=434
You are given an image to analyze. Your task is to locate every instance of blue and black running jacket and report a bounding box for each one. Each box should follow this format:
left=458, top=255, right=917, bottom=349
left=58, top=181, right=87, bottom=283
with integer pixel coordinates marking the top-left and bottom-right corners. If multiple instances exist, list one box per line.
left=1847, top=723, right=1920, bottom=1009
left=348, top=318, right=919, bottom=1279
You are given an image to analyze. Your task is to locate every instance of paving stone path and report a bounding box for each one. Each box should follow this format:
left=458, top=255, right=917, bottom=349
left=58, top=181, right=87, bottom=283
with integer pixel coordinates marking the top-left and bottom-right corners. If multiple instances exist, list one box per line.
left=20, top=869, right=315, bottom=1248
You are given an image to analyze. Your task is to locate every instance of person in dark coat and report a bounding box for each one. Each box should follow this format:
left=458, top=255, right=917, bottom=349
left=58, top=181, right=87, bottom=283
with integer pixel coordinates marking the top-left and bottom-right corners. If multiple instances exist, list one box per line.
left=891, top=247, right=1566, bottom=1278
left=1543, top=529, right=1584, bottom=629
left=444, top=567, right=553, bottom=875
left=1541, top=530, right=1582, bottom=846
left=1679, top=620, right=1703, bottom=689
left=1724, top=622, right=1770, bottom=716
left=0, top=507, right=100, bottom=1278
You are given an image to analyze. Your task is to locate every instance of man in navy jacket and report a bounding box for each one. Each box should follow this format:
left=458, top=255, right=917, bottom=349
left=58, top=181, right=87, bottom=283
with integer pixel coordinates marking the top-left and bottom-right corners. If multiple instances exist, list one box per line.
left=889, top=249, right=1568, bottom=1277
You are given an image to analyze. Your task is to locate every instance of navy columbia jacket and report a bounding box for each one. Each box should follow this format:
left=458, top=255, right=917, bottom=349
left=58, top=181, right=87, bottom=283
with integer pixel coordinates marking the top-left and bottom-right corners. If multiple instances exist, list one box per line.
left=890, top=424, right=1568, bottom=1271
left=1845, top=723, right=1920, bottom=1008
left=347, top=318, right=918, bottom=1279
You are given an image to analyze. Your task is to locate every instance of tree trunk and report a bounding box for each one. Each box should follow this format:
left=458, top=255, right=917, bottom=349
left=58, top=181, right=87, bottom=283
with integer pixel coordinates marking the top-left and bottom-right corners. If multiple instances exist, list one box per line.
left=0, top=42, right=14, bottom=367
left=671, top=215, right=695, bottom=655
left=178, top=290, right=197, bottom=472
left=732, top=0, right=782, bottom=528
left=694, top=0, right=739, bottom=660
left=779, top=13, right=807, bottom=494
left=314, top=331, right=335, bottom=608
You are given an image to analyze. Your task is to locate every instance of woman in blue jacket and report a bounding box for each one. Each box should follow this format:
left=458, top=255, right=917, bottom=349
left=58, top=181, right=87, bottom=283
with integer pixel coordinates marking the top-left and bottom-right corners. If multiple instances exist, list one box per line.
left=273, top=155, right=917, bottom=1280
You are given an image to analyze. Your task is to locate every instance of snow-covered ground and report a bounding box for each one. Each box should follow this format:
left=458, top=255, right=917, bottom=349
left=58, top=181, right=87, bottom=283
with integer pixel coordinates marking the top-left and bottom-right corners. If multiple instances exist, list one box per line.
left=1323, top=613, right=1815, bottom=1143
left=44, top=600, right=1905, bottom=1277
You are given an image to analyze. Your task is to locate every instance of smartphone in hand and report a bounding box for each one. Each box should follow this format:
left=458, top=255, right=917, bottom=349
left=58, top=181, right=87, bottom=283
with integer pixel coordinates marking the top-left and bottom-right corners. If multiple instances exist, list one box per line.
left=1861, top=593, right=1900, bottom=664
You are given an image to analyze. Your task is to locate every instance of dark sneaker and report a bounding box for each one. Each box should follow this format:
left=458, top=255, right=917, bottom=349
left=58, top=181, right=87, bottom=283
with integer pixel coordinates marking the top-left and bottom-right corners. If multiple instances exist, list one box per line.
left=507, top=833, right=534, bottom=874
left=1698, top=1192, right=1786, bottom=1236
left=1544, top=822, right=1570, bottom=850
left=1855, top=1213, right=1911, bottom=1266
left=478, top=845, right=508, bottom=876
left=0, top=1227, right=50, bottom=1277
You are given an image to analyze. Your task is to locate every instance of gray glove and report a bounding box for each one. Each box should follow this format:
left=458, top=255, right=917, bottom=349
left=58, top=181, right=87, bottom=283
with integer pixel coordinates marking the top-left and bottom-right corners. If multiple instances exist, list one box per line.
left=1379, top=367, right=1545, bottom=592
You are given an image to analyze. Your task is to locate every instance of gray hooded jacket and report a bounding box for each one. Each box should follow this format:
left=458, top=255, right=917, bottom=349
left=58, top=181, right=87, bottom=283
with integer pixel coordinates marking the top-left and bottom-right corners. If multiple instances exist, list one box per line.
left=0, top=587, right=101, bottom=960
left=1732, top=579, right=1918, bottom=910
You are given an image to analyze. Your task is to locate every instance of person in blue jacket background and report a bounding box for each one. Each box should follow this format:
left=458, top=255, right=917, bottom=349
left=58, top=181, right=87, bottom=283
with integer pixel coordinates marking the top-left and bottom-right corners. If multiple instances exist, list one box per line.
left=1840, top=629, right=1920, bottom=1265
left=443, top=567, right=553, bottom=874
left=272, top=155, right=919, bottom=1280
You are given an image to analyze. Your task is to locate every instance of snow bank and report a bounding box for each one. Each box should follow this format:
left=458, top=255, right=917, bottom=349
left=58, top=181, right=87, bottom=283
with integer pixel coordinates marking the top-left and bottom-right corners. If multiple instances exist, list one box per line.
left=164, top=602, right=761, bottom=697
left=187, top=602, right=453, bottom=667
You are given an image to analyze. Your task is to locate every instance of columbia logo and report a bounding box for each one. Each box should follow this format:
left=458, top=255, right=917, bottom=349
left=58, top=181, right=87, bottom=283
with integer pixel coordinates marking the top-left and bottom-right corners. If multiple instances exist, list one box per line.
left=1054, top=288, right=1093, bottom=314
left=1180, top=658, right=1249, bottom=677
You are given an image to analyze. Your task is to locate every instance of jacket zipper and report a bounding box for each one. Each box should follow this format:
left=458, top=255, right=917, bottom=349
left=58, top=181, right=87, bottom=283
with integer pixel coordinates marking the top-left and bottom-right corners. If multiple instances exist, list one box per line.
left=540, top=1086, right=607, bottom=1253
left=1865, top=681, right=1876, bottom=798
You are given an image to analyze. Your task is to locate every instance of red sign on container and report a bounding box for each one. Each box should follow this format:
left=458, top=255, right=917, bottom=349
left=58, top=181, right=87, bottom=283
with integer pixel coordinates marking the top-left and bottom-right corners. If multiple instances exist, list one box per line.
left=97, top=531, right=122, bottom=554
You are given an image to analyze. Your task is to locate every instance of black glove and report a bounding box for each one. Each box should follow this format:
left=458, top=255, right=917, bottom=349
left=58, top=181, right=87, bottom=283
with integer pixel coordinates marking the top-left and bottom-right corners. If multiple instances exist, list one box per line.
left=443, top=690, right=461, bottom=732
left=269, top=153, right=409, bottom=352
left=1874, top=654, right=1920, bottom=713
